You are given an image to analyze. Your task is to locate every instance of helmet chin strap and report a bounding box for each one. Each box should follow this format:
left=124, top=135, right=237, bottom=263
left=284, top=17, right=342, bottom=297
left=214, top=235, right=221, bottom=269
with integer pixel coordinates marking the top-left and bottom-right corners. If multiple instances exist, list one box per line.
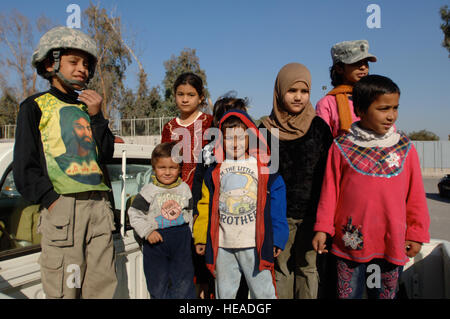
left=52, top=50, right=88, bottom=91
left=56, top=71, right=87, bottom=91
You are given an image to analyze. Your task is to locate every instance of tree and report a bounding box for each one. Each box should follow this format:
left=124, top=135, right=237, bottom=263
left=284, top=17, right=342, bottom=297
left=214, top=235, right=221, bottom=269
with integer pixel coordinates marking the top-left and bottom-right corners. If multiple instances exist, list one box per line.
left=440, top=5, right=450, bottom=57
left=0, top=89, right=18, bottom=126
left=84, top=3, right=132, bottom=122
left=408, top=129, right=440, bottom=141
left=0, top=10, right=53, bottom=103
left=162, top=48, right=210, bottom=115
left=84, top=3, right=166, bottom=126
left=131, top=70, right=164, bottom=118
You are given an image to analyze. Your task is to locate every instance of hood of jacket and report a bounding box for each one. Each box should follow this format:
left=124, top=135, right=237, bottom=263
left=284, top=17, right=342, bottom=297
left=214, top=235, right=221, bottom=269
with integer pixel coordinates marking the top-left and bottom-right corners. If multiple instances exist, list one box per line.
left=214, top=109, right=271, bottom=169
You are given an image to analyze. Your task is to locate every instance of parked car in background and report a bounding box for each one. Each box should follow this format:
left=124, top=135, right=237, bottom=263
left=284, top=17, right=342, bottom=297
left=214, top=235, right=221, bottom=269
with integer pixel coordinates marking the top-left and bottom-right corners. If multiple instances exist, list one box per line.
left=438, top=175, right=450, bottom=199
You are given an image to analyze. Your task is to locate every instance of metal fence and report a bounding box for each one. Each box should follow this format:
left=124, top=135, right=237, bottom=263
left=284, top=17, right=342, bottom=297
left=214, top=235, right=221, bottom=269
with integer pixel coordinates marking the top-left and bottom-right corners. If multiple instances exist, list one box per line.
left=117, top=117, right=172, bottom=137
left=2, top=121, right=450, bottom=172
left=0, top=125, right=15, bottom=139
left=0, top=117, right=173, bottom=139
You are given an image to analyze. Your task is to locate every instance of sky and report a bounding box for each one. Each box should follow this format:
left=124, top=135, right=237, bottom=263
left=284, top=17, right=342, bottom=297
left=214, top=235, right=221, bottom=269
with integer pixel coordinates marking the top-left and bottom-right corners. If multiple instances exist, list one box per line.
left=1, top=0, right=449, bottom=139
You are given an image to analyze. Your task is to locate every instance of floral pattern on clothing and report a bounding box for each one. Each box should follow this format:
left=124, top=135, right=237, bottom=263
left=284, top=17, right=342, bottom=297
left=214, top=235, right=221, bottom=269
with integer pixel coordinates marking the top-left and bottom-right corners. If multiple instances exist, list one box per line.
left=342, top=217, right=363, bottom=250
left=336, top=258, right=401, bottom=299
left=335, top=134, right=411, bottom=177
left=337, top=258, right=354, bottom=298
left=379, top=267, right=400, bottom=299
left=385, top=152, right=400, bottom=168
left=202, top=142, right=215, bottom=166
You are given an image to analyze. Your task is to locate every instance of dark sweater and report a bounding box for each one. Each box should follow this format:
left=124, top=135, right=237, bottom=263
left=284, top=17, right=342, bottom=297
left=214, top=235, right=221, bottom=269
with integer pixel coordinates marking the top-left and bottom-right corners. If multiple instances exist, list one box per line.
left=259, top=116, right=332, bottom=221
left=13, top=86, right=114, bottom=209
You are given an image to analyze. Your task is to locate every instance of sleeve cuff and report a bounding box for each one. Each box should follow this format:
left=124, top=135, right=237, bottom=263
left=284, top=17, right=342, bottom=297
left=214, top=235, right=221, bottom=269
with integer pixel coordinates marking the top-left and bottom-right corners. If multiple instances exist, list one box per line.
left=313, top=222, right=335, bottom=237
left=41, top=190, right=60, bottom=209
left=406, top=229, right=430, bottom=244
left=90, top=111, right=107, bottom=123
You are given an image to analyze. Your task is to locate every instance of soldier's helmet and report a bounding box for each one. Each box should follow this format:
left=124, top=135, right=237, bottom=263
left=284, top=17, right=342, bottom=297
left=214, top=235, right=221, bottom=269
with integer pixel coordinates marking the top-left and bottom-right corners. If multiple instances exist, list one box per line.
left=32, top=26, right=98, bottom=81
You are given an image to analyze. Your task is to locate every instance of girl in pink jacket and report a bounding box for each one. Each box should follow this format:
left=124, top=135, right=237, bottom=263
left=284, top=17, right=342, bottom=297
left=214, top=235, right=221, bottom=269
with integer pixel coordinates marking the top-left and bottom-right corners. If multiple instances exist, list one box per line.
left=316, top=40, right=377, bottom=137
left=312, top=75, right=430, bottom=299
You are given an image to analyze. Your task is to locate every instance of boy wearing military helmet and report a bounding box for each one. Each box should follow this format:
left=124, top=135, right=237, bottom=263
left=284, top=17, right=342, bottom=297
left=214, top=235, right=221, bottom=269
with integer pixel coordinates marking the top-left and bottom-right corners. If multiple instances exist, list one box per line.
left=13, top=26, right=117, bottom=299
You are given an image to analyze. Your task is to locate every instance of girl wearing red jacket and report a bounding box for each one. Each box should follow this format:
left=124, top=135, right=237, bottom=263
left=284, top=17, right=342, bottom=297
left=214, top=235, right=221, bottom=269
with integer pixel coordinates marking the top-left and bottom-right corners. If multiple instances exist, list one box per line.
left=312, top=75, right=430, bottom=299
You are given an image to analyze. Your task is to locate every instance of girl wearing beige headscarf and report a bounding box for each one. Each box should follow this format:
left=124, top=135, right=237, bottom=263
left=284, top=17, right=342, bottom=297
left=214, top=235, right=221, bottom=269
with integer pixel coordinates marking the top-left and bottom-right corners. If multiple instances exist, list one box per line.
left=260, top=63, right=333, bottom=299
left=262, top=63, right=317, bottom=141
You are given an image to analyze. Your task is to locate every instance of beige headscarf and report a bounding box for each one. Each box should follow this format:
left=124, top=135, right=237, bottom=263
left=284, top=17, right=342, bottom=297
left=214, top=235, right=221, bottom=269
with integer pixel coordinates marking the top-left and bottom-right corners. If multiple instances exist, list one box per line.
left=262, top=63, right=316, bottom=141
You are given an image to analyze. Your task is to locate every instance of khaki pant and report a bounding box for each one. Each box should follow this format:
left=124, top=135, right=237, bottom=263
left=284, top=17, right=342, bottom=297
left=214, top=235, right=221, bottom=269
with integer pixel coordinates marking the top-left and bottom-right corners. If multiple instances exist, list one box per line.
left=275, top=218, right=319, bottom=299
left=37, top=191, right=117, bottom=299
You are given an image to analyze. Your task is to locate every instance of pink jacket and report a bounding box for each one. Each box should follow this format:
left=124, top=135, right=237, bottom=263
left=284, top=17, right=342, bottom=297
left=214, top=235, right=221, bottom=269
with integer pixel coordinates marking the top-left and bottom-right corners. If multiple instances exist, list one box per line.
left=315, top=95, right=359, bottom=138
left=314, top=135, right=430, bottom=266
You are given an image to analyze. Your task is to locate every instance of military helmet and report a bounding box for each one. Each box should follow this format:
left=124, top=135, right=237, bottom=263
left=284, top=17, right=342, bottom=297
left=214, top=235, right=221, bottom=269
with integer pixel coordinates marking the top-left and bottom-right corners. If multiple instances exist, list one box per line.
left=32, top=26, right=98, bottom=84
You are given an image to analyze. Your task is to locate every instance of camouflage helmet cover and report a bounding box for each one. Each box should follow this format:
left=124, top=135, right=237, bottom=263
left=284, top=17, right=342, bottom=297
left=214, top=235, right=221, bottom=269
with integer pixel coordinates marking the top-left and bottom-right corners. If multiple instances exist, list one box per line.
left=32, top=26, right=98, bottom=77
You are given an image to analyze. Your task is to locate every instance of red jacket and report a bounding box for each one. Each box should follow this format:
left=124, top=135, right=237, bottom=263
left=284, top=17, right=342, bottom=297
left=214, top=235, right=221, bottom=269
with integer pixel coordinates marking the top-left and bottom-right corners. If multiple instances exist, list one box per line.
left=314, top=133, right=430, bottom=265
left=161, top=112, right=213, bottom=188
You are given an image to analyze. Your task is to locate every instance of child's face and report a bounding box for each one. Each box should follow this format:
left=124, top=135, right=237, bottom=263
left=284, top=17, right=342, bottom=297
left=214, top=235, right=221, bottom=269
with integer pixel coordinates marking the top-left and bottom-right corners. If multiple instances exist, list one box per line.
left=175, top=83, right=203, bottom=118
left=283, top=81, right=310, bottom=114
left=46, top=49, right=90, bottom=92
left=153, top=156, right=181, bottom=185
left=223, top=125, right=249, bottom=161
left=359, top=93, right=399, bottom=135
left=337, top=59, right=369, bottom=85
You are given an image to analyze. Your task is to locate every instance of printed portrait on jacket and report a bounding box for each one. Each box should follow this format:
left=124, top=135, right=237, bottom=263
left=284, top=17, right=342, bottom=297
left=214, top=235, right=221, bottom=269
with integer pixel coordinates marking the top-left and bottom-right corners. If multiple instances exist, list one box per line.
left=54, top=106, right=102, bottom=185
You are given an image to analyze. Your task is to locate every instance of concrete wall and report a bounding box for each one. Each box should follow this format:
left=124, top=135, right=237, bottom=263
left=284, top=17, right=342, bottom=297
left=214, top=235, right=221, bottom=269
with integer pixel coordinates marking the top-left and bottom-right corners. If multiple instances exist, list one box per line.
left=121, top=135, right=161, bottom=146
left=412, top=141, right=450, bottom=176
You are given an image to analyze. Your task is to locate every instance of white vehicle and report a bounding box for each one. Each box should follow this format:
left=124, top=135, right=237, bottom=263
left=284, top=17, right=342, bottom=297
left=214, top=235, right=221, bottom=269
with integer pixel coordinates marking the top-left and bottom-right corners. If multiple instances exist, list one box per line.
left=0, top=142, right=449, bottom=299
left=0, top=142, right=155, bottom=298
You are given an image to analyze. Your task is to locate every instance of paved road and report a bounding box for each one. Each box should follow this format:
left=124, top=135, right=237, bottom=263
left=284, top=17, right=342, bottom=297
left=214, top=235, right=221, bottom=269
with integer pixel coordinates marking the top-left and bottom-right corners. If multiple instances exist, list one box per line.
left=423, top=177, right=450, bottom=241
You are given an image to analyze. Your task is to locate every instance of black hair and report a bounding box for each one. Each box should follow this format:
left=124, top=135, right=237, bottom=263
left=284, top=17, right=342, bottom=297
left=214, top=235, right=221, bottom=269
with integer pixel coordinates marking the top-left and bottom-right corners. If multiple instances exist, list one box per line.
left=220, top=116, right=248, bottom=132
left=173, top=72, right=204, bottom=98
left=329, top=62, right=345, bottom=87
left=352, top=74, right=400, bottom=115
left=151, top=141, right=180, bottom=167
left=213, top=92, right=249, bottom=127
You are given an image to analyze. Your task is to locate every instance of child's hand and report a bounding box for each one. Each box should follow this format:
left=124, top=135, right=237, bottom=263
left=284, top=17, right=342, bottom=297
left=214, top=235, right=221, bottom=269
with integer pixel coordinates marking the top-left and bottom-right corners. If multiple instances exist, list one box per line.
left=273, top=247, right=282, bottom=258
left=147, top=231, right=163, bottom=244
left=405, top=240, right=422, bottom=258
left=196, top=244, right=206, bottom=256
left=312, top=232, right=329, bottom=254
left=79, top=89, right=102, bottom=116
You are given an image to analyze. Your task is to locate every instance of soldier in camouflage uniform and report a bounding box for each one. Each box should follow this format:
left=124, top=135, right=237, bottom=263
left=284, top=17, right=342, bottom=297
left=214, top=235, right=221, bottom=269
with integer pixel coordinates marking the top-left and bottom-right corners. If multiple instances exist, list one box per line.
left=13, top=26, right=117, bottom=298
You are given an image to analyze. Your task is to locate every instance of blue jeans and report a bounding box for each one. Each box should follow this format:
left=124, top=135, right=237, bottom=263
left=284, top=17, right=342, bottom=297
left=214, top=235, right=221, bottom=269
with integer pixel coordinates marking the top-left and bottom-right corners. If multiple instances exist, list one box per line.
left=336, top=257, right=401, bottom=299
left=215, top=247, right=276, bottom=299
left=142, top=224, right=196, bottom=299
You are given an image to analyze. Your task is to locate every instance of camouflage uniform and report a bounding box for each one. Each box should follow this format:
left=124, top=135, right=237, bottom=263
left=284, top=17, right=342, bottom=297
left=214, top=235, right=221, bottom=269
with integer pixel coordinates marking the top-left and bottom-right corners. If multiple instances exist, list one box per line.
left=13, top=27, right=117, bottom=299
